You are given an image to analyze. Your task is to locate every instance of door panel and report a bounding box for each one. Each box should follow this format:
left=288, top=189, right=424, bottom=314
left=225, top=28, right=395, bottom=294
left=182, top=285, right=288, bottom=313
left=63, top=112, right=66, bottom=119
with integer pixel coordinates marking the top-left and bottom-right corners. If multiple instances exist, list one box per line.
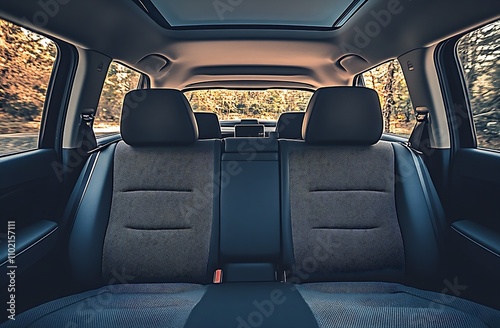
left=0, top=150, right=61, bottom=229
left=450, top=149, right=500, bottom=230
left=437, top=20, right=500, bottom=309
left=448, top=148, right=500, bottom=308
left=0, top=149, right=68, bottom=314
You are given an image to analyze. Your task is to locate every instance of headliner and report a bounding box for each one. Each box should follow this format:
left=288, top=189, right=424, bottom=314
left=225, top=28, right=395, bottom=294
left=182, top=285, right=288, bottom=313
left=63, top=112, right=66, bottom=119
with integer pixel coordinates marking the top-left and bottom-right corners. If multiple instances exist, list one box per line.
left=0, top=0, right=498, bottom=89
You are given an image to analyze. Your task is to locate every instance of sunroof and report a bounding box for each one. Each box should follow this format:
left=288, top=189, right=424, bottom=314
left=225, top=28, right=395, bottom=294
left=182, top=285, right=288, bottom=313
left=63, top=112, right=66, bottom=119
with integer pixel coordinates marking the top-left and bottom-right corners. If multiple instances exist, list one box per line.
left=147, top=0, right=366, bottom=28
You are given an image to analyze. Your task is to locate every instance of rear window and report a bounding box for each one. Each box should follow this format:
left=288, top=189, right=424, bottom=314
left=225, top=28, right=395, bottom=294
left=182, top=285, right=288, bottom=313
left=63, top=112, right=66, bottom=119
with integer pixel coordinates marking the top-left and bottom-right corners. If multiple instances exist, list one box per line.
left=95, top=61, right=141, bottom=138
left=184, top=89, right=312, bottom=120
left=362, top=59, right=414, bottom=137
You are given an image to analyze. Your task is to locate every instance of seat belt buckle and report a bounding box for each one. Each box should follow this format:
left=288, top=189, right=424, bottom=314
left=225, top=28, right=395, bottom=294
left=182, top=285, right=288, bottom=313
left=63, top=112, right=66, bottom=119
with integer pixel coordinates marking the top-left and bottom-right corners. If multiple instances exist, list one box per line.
left=213, top=269, right=223, bottom=284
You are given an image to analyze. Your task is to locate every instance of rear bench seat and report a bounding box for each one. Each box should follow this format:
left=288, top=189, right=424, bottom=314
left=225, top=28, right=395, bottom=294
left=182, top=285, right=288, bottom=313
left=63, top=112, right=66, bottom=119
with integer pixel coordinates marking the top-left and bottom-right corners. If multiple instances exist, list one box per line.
left=3, top=88, right=499, bottom=328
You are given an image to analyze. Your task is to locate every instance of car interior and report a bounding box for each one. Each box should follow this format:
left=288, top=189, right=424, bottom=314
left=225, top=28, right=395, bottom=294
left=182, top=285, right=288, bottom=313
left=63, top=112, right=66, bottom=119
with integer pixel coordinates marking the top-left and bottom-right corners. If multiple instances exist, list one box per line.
left=0, top=0, right=499, bottom=327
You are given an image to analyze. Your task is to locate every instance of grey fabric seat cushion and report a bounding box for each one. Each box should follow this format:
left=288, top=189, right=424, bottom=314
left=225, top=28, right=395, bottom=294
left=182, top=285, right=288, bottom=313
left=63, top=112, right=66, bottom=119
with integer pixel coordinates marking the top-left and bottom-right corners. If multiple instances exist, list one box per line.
left=287, top=141, right=405, bottom=281
left=297, top=282, right=500, bottom=328
left=1, top=284, right=206, bottom=328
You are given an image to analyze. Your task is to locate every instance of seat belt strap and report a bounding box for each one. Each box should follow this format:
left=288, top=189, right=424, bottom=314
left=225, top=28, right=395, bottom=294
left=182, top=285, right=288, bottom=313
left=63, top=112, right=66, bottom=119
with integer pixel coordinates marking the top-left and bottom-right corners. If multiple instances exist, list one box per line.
left=408, top=106, right=430, bottom=154
left=77, top=108, right=97, bottom=152
left=88, top=138, right=122, bottom=154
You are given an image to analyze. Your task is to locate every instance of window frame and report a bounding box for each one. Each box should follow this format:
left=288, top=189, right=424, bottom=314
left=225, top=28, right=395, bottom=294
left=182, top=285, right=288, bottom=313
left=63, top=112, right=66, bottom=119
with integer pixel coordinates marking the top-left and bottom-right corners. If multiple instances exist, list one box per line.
left=438, top=20, right=500, bottom=153
left=456, top=19, right=500, bottom=154
left=39, top=41, right=79, bottom=156
left=434, top=36, right=476, bottom=151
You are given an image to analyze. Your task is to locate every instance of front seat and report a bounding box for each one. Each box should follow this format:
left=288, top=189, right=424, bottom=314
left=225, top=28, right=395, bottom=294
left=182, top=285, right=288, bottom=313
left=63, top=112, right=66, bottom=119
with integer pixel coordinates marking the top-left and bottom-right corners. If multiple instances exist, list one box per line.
left=276, top=111, right=304, bottom=139
left=194, top=112, right=222, bottom=139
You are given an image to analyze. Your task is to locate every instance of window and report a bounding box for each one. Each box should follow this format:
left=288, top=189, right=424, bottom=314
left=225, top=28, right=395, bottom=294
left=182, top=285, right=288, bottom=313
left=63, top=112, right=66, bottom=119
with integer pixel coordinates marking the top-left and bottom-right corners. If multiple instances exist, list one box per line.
left=457, top=20, right=500, bottom=151
left=95, top=61, right=141, bottom=138
left=184, top=89, right=312, bottom=120
left=149, top=0, right=362, bottom=28
left=0, top=20, right=57, bottom=156
left=362, top=59, right=414, bottom=137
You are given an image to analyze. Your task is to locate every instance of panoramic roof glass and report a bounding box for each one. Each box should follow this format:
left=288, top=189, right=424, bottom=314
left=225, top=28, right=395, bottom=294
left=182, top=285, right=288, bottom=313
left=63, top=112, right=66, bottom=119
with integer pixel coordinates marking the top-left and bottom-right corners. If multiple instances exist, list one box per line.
left=149, top=0, right=365, bottom=27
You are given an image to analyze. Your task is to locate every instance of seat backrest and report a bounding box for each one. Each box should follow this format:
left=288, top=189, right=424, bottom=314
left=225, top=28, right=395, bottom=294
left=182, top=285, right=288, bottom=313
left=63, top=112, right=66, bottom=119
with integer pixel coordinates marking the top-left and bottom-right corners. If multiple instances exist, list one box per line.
left=194, top=112, right=221, bottom=139
left=69, top=89, right=220, bottom=287
left=280, top=87, right=446, bottom=284
left=276, top=111, right=304, bottom=139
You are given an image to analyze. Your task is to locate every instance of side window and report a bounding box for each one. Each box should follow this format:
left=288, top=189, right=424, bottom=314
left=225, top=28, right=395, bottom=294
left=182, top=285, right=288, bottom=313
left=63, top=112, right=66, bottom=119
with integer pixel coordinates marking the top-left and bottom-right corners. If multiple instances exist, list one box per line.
left=95, top=61, right=141, bottom=138
left=457, top=20, right=499, bottom=151
left=362, top=59, right=414, bottom=137
left=0, top=20, right=57, bottom=156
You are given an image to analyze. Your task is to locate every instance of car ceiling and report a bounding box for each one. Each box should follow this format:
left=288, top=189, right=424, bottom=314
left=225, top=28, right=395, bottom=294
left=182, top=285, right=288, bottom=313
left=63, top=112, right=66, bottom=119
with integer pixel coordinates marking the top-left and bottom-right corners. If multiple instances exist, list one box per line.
left=0, top=0, right=499, bottom=89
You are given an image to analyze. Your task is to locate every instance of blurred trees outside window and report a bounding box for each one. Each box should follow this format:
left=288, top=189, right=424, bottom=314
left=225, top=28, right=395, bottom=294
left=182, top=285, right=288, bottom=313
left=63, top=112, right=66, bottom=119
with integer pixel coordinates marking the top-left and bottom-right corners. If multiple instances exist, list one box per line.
left=458, top=20, right=500, bottom=150
left=362, top=59, right=414, bottom=137
left=0, top=19, right=57, bottom=156
left=94, top=61, right=141, bottom=137
left=184, top=89, right=312, bottom=120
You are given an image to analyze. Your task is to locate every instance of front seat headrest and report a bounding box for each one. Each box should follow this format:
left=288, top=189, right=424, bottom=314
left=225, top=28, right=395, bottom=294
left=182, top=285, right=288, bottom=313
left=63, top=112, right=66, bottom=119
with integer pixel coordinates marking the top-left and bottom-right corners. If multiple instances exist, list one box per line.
left=121, top=89, right=198, bottom=146
left=302, top=87, right=383, bottom=145
left=194, top=112, right=222, bottom=139
left=276, top=112, right=305, bottom=139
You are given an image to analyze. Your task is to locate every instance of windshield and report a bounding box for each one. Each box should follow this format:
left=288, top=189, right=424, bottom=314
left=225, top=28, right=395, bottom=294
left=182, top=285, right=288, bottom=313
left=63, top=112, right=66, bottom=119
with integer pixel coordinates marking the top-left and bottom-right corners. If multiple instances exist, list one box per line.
left=184, top=89, right=312, bottom=121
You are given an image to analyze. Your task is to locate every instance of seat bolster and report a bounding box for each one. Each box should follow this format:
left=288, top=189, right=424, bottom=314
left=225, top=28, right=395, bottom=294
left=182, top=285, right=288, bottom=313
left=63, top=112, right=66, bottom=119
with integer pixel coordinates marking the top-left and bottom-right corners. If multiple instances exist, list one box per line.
left=278, top=140, right=304, bottom=270
left=206, top=139, right=221, bottom=282
left=68, top=143, right=116, bottom=289
left=392, top=143, right=446, bottom=282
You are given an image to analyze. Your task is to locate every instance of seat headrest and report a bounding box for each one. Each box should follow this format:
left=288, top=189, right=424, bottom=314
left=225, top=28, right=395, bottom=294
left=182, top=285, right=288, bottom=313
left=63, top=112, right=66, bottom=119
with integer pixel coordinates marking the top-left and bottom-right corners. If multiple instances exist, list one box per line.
left=121, top=89, right=198, bottom=146
left=302, top=87, right=383, bottom=145
left=194, top=112, right=222, bottom=139
left=276, top=112, right=305, bottom=139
